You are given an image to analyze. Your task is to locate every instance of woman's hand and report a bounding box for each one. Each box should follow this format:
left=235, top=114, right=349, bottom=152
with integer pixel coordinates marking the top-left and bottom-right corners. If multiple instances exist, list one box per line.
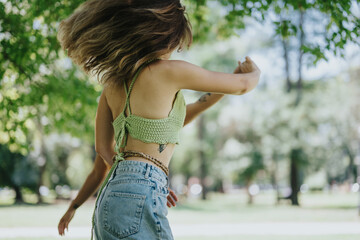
left=166, top=188, right=178, bottom=208
left=233, top=56, right=260, bottom=74
left=233, top=56, right=261, bottom=94
left=58, top=208, right=76, bottom=236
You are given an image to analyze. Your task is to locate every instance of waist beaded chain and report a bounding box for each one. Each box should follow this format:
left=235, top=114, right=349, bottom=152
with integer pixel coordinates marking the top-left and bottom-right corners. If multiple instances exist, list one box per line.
left=113, top=150, right=169, bottom=176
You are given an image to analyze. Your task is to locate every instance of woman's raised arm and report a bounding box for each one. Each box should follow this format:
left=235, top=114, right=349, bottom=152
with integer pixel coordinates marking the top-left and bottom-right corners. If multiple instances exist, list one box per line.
left=163, top=56, right=260, bottom=95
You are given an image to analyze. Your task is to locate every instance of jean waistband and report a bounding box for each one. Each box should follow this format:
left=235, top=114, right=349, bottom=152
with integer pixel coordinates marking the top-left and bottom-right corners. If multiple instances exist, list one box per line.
left=115, top=160, right=169, bottom=187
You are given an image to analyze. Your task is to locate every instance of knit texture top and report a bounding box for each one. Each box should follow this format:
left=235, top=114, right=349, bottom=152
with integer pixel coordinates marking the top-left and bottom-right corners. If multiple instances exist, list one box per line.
left=112, top=61, right=186, bottom=158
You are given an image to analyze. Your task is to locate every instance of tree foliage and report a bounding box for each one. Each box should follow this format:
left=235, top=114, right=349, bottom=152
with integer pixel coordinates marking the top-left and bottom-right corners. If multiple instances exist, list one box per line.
left=0, top=0, right=359, bottom=203
left=0, top=0, right=99, bottom=155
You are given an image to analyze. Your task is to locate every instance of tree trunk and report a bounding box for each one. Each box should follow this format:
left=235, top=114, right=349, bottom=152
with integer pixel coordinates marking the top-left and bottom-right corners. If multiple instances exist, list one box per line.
left=295, top=10, right=305, bottom=106
left=289, top=10, right=305, bottom=206
left=198, top=114, right=208, bottom=200
left=281, top=38, right=292, bottom=93
left=246, top=179, right=253, bottom=205
left=36, top=157, right=47, bottom=204
left=13, top=185, right=24, bottom=204
left=344, top=142, right=356, bottom=183
left=35, top=115, right=47, bottom=204
left=290, top=149, right=299, bottom=206
left=271, top=155, right=280, bottom=205
left=280, top=14, right=292, bottom=94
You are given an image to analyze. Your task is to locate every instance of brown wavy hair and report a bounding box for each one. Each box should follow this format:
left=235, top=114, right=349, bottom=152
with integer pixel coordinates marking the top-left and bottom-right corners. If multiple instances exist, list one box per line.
left=57, top=0, right=192, bottom=86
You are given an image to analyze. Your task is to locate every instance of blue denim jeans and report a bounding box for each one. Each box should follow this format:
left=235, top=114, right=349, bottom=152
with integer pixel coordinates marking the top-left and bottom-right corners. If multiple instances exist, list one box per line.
left=93, top=160, right=174, bottom=240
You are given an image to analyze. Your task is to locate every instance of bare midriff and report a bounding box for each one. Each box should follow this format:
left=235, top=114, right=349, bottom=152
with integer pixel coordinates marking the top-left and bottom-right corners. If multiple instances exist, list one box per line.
left=116, top=135, right=175, bottom=175
left=119, top=136, right=175, bottom=175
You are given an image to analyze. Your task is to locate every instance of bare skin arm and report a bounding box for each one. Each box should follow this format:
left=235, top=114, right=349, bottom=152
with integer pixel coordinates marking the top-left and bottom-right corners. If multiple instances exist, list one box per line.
left=163, top=56, right=260, bottom=95
left=183, top=59, right=256, bottom=126
left=95, top=89, right=116, bottom=166
left=183, top=93, right=225, bottom=126
left=58, top=154, right=110, bottom=236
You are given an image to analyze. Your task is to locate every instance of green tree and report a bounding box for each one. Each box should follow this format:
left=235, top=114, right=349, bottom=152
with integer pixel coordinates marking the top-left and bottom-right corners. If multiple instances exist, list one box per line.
left=211, top=0, right=359, bottom=205
left=0, top=144, right=39, bottom=203
left=0, top=0, right=99, bottom=201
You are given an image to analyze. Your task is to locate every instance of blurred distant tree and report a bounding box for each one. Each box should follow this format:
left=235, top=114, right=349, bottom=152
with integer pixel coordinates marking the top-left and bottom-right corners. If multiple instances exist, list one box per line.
left=0, top=0, right=98, bottom=152
left=1, top=0, right=359, bottom=204
left=180, top=0, right=360, bottom=204
left=0, top=144, right=39, bottom=203
left=189, top=0, right=360, bottom=60
left=239, top=150, right=265, bottom=205
left=311, top=69, right=360, bottom=185
left=219, top=72, right=360, bottom=203
left=0, top=0, right=99, bottom=200
left=207, top=0, right=360, bottom=205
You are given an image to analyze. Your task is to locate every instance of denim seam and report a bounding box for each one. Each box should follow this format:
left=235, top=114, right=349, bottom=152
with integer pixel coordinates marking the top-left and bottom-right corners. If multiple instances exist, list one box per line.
left=109, top=178, right=155, bottom=186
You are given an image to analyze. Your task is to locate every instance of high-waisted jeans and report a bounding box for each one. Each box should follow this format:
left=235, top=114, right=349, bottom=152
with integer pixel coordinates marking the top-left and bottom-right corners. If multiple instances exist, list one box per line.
left=93, top=160, right=174, bottom=240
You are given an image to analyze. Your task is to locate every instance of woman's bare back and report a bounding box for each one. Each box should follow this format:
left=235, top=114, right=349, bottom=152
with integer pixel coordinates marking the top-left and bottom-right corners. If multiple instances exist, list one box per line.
left=104, top=60, right=180, bottom=168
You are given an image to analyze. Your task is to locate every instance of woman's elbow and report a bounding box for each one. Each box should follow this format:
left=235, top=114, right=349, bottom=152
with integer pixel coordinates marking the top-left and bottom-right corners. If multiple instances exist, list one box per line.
left=94, top=145, right=103, bottom=156
left=231, top=79, right=248, bottom=95
left=183, top=117, right=192, bottom=126
left=91, top=168, right=108, bottom=182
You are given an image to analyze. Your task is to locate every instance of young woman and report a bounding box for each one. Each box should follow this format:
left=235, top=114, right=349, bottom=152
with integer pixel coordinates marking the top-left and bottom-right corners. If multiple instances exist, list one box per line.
left=57, top=0, right=260, bottom=239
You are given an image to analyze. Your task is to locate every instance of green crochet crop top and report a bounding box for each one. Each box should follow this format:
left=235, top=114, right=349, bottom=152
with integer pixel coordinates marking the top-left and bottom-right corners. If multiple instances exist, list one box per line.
left=112, top=60, right=186, bottom=158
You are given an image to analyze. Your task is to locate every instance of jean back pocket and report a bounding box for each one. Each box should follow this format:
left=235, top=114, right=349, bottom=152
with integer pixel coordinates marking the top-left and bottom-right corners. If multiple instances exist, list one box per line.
left=103, top=192, right=146, bottom=239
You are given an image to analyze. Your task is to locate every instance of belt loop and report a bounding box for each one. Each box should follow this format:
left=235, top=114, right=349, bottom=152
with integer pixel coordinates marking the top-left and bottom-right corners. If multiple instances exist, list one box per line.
left=144, top=164, right=151, bottom=179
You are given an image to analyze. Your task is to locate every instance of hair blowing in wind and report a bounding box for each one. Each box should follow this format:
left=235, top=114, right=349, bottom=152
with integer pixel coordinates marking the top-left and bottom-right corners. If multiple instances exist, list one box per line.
left=57, top=0, right=192, bottom=86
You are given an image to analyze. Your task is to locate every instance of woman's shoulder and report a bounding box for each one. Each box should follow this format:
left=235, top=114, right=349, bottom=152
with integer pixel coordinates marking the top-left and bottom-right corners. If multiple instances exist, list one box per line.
left=102, top=81, right=123, bottom=101
left=153, top=59, right=202, bottom=85
left=155, top=59, right=196, bottom=73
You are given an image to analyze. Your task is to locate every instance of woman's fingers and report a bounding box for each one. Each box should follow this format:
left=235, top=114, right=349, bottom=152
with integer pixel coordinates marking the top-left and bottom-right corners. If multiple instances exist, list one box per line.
left=65, top=222, right=69, bottom=233
left=246, top=56, right=260, bottom=71
left=166, top=188, right=179, bottom=208
left=167, top=194, right=176, bottom=207
left=169, top=189, right=178, bottom=201
left=166, top=196, right=174, bottom=208
left=58, top=219, right=65, bottom=235
left=58, top=220, right=63, bottom=235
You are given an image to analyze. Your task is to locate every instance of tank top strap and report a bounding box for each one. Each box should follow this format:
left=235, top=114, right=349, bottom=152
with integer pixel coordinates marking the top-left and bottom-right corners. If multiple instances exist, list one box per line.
left=122, top=58, right=159, bottom=115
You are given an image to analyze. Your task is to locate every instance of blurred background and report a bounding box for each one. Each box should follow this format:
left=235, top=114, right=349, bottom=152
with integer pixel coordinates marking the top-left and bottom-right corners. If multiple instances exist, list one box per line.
left=0, top=0, right=360, bottom=239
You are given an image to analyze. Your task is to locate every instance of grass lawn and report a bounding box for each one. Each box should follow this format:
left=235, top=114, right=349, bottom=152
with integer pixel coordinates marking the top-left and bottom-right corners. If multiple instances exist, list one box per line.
left=167, top=191, right=360, bottom=224
left=0, top=191, right=359, bottom=239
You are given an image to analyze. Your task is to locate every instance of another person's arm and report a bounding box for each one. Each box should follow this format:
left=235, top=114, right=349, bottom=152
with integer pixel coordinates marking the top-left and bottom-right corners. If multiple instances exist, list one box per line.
left=58, top=154, right=111, bottom=236
left=184, top=93, right=224, bottom=126
left=182, top=57, right=259, bottom=125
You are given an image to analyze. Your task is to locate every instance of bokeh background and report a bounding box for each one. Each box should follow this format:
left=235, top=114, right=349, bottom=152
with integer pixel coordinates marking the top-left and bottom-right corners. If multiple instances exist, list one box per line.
left=1, top=0, right=360, bottom=239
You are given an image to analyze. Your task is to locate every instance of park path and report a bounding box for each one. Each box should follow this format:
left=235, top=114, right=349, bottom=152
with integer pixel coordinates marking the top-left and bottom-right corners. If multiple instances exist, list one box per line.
left=0, top=222, right=360, bottom=238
